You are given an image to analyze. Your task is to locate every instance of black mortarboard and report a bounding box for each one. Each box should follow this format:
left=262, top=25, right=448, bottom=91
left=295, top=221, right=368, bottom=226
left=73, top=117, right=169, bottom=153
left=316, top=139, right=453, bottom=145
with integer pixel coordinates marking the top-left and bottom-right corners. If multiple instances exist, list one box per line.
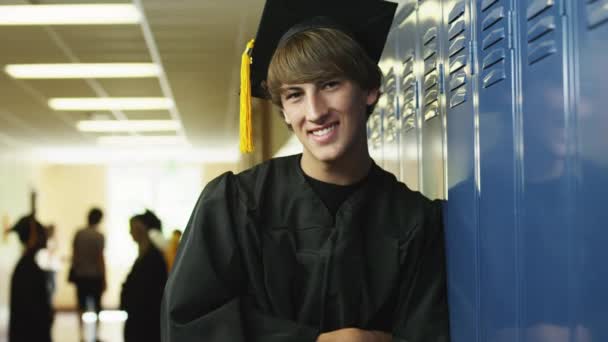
left=239, top=0, right=397, bottom=153
left=251, top=0, right=397, bottom=98
left=11, top=215, right=46, bottom=249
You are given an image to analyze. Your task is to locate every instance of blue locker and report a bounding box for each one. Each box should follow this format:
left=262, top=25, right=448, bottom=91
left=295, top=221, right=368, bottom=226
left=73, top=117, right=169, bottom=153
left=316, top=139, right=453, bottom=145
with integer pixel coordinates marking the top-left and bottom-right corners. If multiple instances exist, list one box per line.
left=367, top=90, right=384, bottom=167
left=571, top=0, right=608, bottom=340
left=381, top=29, right=402, bottom=177
left=395, top=5, right=422, bottom=191
left=377, top=0, right=608, bottom=340
left=475, top=0, right=520, bottom=341
left=443, top=0, right=479, bottom=341
left=518, top=0, right=573, bottom=338
left=418, top=0, right=447, bottom=200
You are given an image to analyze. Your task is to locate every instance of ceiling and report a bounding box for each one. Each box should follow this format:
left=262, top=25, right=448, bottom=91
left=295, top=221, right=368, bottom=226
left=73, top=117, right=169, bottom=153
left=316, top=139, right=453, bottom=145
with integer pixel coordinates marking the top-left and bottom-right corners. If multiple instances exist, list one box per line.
left=0, top=0, right=266, bottom=161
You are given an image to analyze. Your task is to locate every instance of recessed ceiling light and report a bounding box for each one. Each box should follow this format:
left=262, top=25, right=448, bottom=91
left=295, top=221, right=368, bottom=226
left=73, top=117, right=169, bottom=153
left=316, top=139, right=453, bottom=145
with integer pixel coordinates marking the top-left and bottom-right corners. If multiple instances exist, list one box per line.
left=77, top=120, right=180, bottom=132
left=0, top=4, right=141, bottom=25
left=49, top=98, right=175, bottom=111
left=5, top=63, right=160, bottom=79
left=97, top=136, right=187, bottom=146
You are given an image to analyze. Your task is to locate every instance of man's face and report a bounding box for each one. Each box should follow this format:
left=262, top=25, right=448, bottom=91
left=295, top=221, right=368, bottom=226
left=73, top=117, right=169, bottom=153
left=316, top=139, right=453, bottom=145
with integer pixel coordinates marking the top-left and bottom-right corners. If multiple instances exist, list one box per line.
left=280, top=78, right=378, bottom=165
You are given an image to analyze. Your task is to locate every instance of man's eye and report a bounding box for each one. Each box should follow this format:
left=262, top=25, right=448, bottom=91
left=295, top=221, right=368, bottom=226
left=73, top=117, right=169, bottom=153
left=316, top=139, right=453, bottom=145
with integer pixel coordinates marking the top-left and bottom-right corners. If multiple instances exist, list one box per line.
left=286, top=92, right=301, bottom=100
left=323, top=81, right=340, bottom=89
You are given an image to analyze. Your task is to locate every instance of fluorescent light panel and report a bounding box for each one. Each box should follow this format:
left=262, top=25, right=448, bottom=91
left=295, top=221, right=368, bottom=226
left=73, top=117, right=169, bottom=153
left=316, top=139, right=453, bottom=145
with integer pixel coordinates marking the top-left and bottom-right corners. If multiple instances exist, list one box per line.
left=77, top=120, right=179, bottom=132
left=49, top=98, right=174, bottom=111
left=97, top=136, right=186, bottom=146
left=5, top=63, right=160, bottom=79
left=0, top=4, right=140, bottom=25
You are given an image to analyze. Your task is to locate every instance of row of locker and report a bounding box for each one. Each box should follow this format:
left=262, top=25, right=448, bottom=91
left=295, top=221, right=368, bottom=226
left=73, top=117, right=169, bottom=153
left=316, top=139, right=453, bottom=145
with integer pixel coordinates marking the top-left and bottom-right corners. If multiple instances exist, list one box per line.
left=368, top=0, right=608, bottom=341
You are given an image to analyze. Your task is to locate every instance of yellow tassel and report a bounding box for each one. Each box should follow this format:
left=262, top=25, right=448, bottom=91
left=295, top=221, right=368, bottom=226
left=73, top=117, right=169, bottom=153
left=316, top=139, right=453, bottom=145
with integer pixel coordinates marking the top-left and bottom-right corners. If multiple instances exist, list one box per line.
left=240, top=39, right=255, bottom=153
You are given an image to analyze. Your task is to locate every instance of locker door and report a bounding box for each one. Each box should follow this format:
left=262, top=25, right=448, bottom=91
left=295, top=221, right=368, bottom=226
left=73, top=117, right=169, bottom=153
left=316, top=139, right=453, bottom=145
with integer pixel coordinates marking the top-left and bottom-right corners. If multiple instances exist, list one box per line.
left=381, top=29, right=401, bottom=177
left=418, top=0, right=446, bottom=199
left=476, top=0, right=519, bottom=340
left=396, top=8, right=421, bottom=191
left=368, top=92, right=384, bottom=167
left=572, top=1, right=608, bottom=340
left=518, top=0, right=573, bottom=335
left=442, top=0, right=479, bottom=341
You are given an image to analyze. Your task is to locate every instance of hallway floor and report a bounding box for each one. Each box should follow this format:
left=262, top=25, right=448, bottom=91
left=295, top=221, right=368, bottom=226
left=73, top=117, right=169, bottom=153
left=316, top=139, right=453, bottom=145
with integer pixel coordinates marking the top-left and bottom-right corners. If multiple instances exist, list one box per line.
left=0, top=311, right=125, bottom=342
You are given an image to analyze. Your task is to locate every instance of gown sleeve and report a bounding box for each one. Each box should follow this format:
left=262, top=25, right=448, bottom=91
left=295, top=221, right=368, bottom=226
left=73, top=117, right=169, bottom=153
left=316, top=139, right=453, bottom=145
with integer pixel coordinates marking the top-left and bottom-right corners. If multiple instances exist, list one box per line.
left=392, top=200, right=451, bottom=342
left=161, top=172, right=319, bottom=342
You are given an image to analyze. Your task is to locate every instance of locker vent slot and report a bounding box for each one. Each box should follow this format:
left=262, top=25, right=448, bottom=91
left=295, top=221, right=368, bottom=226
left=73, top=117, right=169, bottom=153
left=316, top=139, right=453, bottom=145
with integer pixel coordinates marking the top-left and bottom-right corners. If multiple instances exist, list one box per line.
left=450, top=87, right=467, bottom=108
left=449, top=35, right=466, bottom=57
left=482, top=63, right=506, bottom=88
left=423, top=25, right=439, bottom=119
left=401, top=53, right=416, bottom=125
left=448, top=0, right=468, bottom=108
left=424, top=71, right=438, bottom=90
left=424, top=102, right=438, bottom=121
left=482, top=6, right=505, bottom=31
left=587, top=0, right=608, bottom=29
left=403, top=114, right=415, bottom=132
left=481, top=0, right=499, bottom=12
left=481, top=0, right=498, bottom=12
left=482, top=48, right=505, bottom=70
left=383, top=69, right=398, bottom=143
left=424, top=53, right=437, bottom=74
left=482, top=26, right=506, bottom=50
left=449, top=69, right=466, bottom=91
left=527, top=0, right=554, bottom=20
left=367, top=110, right=383, bottom=149
left=528, top=15, right=555, bottom=42
left=481, top=1, right=508, bottom=88
left=527, top=1, right=556, bottom=65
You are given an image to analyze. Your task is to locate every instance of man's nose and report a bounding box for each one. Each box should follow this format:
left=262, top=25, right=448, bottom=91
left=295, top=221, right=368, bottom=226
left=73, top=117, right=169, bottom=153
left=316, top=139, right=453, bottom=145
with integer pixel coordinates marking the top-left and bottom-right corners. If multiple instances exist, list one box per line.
left=305, top=92, right=329, bottom=122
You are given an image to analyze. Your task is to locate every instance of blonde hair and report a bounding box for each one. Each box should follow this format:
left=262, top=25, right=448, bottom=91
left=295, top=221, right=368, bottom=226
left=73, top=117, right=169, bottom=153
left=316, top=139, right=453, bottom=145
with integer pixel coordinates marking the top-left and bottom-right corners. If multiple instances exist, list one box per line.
left=266, top=27, right=382, bottom=116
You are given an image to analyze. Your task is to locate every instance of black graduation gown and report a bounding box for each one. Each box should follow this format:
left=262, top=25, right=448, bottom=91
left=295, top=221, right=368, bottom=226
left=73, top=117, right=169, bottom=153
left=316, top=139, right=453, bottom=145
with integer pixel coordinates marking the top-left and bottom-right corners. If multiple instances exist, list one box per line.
left=9, top=253, right=53, bottom=342
left=121, top=245, right=168, bottom=342
left=161, top=154, right=449, bottom=341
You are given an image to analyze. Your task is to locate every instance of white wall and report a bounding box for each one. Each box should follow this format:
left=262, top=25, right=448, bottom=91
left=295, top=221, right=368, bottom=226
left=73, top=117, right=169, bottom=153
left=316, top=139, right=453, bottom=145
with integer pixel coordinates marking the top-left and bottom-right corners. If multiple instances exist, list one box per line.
left=0, top=153, right=41, bottom=338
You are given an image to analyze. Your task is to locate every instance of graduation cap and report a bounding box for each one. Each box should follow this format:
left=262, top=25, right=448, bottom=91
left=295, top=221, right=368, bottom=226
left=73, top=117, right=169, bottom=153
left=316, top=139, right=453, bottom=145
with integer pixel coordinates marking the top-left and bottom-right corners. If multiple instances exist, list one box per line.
left=239, top=0, right=397, bottom=153
left=11, top=215, right=47, bottom=250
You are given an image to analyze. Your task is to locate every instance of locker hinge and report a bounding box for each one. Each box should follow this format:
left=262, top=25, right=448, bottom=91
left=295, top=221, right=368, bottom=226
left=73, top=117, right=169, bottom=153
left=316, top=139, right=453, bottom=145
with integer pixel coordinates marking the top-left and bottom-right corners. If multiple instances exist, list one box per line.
left=469, top=40, right=478, bottom=75
left=438, top=63, right=445, bottom=94
left=558, top=0, right=567, bottom=16
left=507, top=9, right=515, bottom=50
left=414, top=80, right=420, bottom=109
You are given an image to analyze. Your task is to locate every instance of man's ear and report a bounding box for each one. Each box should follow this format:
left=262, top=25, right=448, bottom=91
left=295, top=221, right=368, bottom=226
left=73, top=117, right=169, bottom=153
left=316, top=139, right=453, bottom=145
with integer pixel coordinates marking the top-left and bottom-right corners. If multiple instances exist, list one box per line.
left=366, top=88, right=380, bottom=106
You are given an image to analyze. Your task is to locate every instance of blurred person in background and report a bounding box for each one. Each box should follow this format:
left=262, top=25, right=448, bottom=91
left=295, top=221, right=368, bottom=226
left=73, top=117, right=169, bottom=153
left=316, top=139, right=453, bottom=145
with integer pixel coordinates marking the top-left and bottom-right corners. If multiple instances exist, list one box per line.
left=9, top=214, right=53, bottom=342
left=164, top=229, right=182, bottom=272
left=140, top=209, right=167, bottom=253
left=120, top=212, right=168, bottom=342
left=70, top=207, right=106, bottom=342
left=36, top=224, right=62, bottom=297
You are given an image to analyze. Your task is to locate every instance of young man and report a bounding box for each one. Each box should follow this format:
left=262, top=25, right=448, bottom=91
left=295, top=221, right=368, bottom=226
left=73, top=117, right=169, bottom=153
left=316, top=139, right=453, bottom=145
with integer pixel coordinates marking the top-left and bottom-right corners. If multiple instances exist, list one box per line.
left=161, top=1, right=449, bottom=341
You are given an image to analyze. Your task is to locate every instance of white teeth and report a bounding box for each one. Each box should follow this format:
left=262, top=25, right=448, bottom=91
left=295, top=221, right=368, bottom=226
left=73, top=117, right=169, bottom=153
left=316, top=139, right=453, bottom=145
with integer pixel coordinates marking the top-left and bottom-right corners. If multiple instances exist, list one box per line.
left=311, top=124, right=336, bottom=136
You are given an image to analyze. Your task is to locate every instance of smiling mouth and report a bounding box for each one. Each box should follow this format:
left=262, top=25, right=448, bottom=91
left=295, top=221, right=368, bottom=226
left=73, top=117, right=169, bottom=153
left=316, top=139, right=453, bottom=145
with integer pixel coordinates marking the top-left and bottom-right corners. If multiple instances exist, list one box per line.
left=310, top=123, right=338, bottom=137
